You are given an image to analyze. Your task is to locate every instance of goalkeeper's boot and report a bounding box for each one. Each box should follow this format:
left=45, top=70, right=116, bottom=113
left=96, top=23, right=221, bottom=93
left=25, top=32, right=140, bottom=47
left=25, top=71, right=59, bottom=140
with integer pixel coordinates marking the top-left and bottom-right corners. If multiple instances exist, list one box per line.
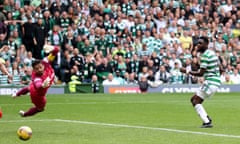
left=12, top=93, right=17, bottom=98
left=19, top=110, right=25, bottom=117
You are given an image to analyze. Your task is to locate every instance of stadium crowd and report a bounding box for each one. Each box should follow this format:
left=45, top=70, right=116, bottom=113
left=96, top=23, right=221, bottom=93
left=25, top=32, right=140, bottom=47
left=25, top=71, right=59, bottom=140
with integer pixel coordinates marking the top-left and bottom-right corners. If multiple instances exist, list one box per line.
left=0, top=0, right=239, bottom=87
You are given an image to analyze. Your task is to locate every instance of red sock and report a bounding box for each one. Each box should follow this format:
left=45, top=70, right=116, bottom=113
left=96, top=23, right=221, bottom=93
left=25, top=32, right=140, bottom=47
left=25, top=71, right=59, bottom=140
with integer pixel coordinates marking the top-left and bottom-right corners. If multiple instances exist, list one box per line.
left=16, top=87, right=29, bottom=96
left=23, top=107, right=43, bottom=117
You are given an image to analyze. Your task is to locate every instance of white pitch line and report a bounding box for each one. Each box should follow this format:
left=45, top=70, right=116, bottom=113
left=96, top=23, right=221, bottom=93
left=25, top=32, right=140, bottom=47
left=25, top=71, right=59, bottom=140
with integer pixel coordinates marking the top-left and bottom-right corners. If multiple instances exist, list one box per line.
left=1, top=119, right=240, bottom=139
left=0, top=101, right=160, bottom=106
left=0, top=119, right=54, bottom=123
left=54, top=119, right=240, bottom=139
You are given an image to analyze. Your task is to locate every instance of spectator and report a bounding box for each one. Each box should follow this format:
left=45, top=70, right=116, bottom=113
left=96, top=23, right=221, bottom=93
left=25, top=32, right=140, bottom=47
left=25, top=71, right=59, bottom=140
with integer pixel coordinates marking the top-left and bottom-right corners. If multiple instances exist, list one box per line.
left=96, top=57, right=112, bottom=82
left=20, top=67, right=32, bottom=85
left=179, top=30, right=193, bottom=50
left=22, top=16, right=35, bottom=53
left=154, top=65, right=170, bottom=84
left=6, top=35, right=17, bottom=62
left=170, top=62, right=184, bottom=84
left=62, top=28, right=77, bottom=52
left=147, top=59, right=157, bottom=74
left=115, top=55, right=127, bottom=77
left=59, top=50, right=71, bottom=84
left=169, top=52, right=182, bottom=69
left=114, top=69, right=125, bottom=85
left=91, top=75, right=99, bottom=93
left=112, top=44, right=126, bottom=58
left=150, top=51, right=161, bottom=70
left=47, top=24, right=63, bottom=46
left=70, top=48, right=85, bottom=81
left=0, top=21, right=7, bottom=40
left=82, top=53, right=96, bottom=83
left=68, top=75, right=81, bottom=93
left=23, top=51, right=35, bottom=67
left=17, top=44, right=27, bottom=62
left=230, top=68, right=240, bottom=84
left=125, top=72, right=138, bottom=85
left=102, top=73, right=120, bottom=85
left=33, top=16, right=45, bottom=59
left=138, top=66, right=148, bottom=80
left=223, top=74, right=234, bottom=84
left=182, top=58, right=198, bottom=84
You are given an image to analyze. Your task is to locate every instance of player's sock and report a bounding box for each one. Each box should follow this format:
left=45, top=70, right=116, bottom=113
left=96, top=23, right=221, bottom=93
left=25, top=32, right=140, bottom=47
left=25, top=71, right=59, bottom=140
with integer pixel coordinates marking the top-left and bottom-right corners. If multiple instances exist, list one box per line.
left=16, top=87, right=29, bottom=96
left=23, top=107, right=40, bottom=117
left=194, top=104, right=210, bottom=123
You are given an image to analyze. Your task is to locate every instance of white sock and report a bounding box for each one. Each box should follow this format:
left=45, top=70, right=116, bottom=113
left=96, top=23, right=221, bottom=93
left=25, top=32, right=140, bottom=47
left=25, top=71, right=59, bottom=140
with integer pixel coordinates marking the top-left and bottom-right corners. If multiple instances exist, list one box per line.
left=194, top=104, right=210, bottom=123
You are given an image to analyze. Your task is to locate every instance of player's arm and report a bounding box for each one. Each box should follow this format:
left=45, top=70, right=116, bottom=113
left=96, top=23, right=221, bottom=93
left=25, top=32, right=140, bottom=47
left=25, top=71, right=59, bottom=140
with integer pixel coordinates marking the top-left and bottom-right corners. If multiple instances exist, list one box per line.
left=43, top=45, right=59, bottom=62
left=33, top=78, right=51, bottom=89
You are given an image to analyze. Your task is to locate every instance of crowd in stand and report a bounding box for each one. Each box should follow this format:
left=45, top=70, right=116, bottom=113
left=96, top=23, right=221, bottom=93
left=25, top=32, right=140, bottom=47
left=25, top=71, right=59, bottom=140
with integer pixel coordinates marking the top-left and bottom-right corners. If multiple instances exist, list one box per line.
left=0, top=0, right=239, bottom=86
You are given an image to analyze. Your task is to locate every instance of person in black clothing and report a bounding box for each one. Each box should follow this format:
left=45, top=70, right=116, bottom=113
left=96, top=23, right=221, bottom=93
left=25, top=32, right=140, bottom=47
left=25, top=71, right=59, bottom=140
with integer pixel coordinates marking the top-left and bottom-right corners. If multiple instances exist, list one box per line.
left=82, top=53, right=96, bottom=83
left=0, top=21, right=7, bottom=36
left=60, top=50, right=71, bottom=83
left=49, top=0, right=66, bottom=15
left=96, top=57, right=113, bottom=82
left=33, top=17, right=45, bottom=59
left=52, top=10, right=61, bottom=26
left=70, top=48, right=85, bottom=81
left=139, top=55, right=149, bottom=73
left=150, top=52, right=161, bottom=71
left=22, top=16, right=35, bottom=53
left=127, top=54, right=140, bottom=75
left=91, top=75, right=99, bottom=93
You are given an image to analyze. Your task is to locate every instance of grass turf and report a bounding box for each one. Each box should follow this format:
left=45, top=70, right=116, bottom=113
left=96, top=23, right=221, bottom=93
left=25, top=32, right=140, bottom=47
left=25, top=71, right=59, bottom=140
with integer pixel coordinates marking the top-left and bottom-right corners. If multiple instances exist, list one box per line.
left=0, top=93, right=240, bottom=144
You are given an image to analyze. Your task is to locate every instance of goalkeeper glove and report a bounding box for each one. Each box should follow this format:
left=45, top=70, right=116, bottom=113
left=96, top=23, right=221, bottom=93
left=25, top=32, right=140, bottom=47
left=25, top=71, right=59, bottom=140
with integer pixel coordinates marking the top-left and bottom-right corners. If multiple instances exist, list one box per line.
left=42, top=77, right=51, bottom=88
left=43, top=45, right=54, bottom=53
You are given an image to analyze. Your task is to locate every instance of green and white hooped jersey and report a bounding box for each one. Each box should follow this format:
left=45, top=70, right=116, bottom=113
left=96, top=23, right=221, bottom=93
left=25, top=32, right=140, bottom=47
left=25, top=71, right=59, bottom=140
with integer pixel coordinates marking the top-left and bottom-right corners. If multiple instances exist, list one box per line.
left=200, top=49, right=221, bottom=87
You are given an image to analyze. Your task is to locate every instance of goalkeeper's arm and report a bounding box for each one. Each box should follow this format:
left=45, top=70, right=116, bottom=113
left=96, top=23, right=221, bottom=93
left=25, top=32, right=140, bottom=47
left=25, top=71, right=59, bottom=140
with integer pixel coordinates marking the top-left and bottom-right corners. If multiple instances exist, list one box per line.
left=33, top=77, right=51, bottom=89
left=43, top=45, right=60, bottom=63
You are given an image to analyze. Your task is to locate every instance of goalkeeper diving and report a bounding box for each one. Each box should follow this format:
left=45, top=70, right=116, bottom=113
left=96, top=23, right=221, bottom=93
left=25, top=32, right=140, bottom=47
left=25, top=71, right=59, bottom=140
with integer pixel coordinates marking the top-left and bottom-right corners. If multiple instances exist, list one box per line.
left=12, top=44, right=59, bottom=117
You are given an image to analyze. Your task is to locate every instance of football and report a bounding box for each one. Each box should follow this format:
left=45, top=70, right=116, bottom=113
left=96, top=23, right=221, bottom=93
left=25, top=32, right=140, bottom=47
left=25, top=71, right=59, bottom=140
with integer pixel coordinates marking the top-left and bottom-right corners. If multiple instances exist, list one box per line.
left=17, top=126, right=32, bottom=140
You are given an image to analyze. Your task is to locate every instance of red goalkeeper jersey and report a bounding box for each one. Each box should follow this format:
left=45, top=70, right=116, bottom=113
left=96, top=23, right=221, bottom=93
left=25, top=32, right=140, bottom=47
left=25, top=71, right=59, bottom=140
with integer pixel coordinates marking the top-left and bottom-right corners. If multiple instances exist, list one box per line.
left=29, top=61, right=55, bottom=96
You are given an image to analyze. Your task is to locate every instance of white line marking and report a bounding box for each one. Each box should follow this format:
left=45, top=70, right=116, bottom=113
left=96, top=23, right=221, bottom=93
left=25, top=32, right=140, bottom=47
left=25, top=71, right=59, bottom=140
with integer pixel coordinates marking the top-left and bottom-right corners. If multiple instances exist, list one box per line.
left=1, top=119, right=239, bottom=139
left=54, top=119, right=240, bottom=139
left=0, top=119, right=53, bottom=123
left=0, top=101, right=160, bottom=106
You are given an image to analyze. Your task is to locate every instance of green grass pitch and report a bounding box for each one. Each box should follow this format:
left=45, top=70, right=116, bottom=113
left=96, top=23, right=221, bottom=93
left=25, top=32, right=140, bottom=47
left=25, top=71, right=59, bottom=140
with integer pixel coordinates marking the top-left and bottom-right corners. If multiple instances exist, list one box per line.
left=0, top=93, right=240, bottom=144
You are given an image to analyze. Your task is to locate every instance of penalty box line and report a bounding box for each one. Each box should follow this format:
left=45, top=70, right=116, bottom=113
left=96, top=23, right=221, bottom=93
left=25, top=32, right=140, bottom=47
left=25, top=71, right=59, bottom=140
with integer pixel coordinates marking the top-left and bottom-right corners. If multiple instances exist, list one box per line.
left=1, top=119, right=240, bottom=139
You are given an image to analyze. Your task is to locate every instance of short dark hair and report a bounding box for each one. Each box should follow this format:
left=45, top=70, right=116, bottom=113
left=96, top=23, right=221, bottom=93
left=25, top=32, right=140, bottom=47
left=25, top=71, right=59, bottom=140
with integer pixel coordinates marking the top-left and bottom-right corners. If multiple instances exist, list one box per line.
left=199, top=36, right=209, bottom=44
left=32, top=59, right=42, bottom=68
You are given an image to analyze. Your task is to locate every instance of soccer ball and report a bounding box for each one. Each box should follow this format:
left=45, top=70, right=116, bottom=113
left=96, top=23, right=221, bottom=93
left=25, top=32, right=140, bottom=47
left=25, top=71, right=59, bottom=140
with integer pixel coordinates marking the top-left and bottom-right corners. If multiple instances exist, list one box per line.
left=17, top=126, right=32, bottom=140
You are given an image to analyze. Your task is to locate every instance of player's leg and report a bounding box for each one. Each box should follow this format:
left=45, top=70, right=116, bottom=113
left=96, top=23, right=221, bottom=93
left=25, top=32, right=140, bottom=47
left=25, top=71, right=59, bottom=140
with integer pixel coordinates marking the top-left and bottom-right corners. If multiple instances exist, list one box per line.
left=190, top=94, right=212, bottom=128
left=191, top=81, right=216, bottom=128
left=20, top=95, right=46, bottom=117
left=20, top=107, right=44, bottom=117
left=12, top=86, right=30, bottom=98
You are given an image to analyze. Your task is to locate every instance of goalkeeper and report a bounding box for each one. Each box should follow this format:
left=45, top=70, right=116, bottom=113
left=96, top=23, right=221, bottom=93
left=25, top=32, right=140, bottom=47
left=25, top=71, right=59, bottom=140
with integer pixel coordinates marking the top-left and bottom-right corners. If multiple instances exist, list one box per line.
left=12, top=45, right=59, bottom=117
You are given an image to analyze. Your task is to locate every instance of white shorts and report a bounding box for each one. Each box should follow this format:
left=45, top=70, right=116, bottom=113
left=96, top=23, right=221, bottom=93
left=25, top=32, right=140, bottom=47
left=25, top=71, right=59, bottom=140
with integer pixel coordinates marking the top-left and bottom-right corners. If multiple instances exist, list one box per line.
left=196, top=81, right=219, bottom=99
